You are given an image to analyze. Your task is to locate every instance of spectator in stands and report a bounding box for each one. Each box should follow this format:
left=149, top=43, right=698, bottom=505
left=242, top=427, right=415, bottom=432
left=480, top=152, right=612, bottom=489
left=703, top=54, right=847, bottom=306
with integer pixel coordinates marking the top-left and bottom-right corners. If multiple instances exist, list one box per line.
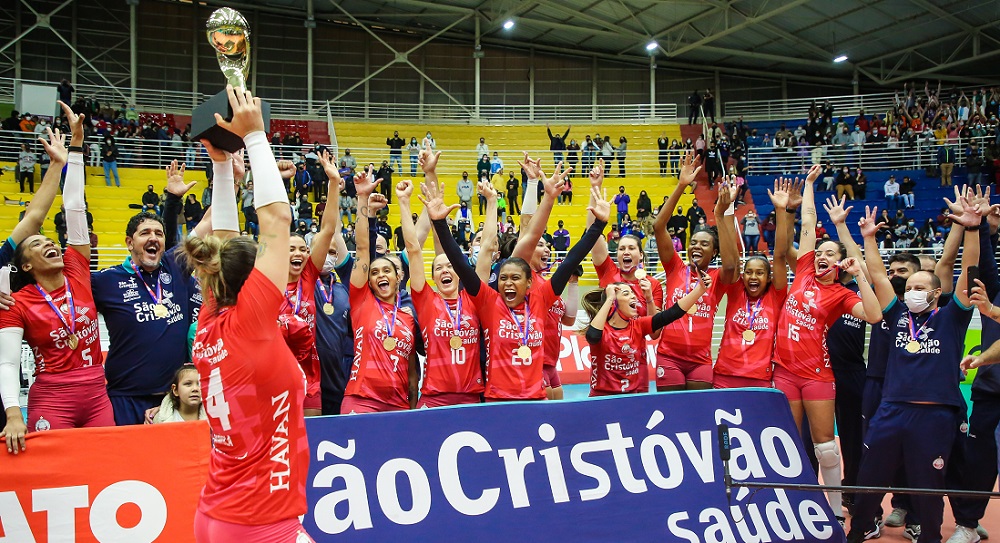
left=386, top=131, right=404, bottom=171
left=340, top=189, right=355, bottom=225
left=938, top=141, right=956, bottom=187
left=883, top=175, right=900, bottom=211
left=17, top=143, right=36, bottom=193
left=835, top=166, right=855, bottom=200
left=97, top=134, right=121, bottom=187
left=1, top=109, right=19, bottom=131
left=600, top=136, right=615, bottom=175
left=547, top=124, right=570, bottom=166
left=490, top=152, right=503, bottom=175
left=636, top=190, right=652, bottom=235
left=853, top=167, right=867, bottom=199
left=496, top=192, right=507, bottom=223
left=761, top=211, right=777, bottom=251
left=614, top=186, right=630, bottom=227
left=687, top=90, right=702, bottom=124
left=741, top=210, right=761, bottom=253
left=832, top=125, right=851, bottom=148
left=505, top=173, right=520, bottom=215
left=668, top=206, right=689, bottom=251
left=566, top=139, right=580, bottom=175
left=455, top=171, right=473, bottom=211
left=703, top=89, right=716, bottom=123
left=669, top=139, right=682, bottom=175
left=477, top=154, right=490, bottom=181
left=297, top=194, right=313, bottom=228
left=202, top=179, right=213, bottom=211
left=340, top=148, right=357, bottom=171
left=141, top=184, right=159, bottom=215
left=550, top=220, right=570, bottom=254
left=475, top=136, right=488, bottom=157
left=966, top=140, right=985, bottom=186
left=687, top=198, right=706, bottom=227
left=899, top=175, right=916, bottom=209
left=656, top=133, right=669, bottom=176
left=422, top=131, right=436, bottom=150
left=377, top=160, right=394, bottom=204
left=616, top=136, right=628, bottom=177
left=183, top=193, right=202, bottom=234
left=294, top=161, right=312, bottom=197
left=19, top=113, right=36, bottom=133
left=582, top=135, right=596, bottom=173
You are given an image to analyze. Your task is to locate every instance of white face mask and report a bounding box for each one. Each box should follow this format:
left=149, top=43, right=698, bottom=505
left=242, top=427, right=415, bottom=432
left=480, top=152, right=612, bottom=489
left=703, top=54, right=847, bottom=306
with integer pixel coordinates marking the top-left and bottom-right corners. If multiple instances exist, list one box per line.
left=322, top=254, right=338, bottom=274
left=469, top=246, right=481, bottom=265
left=904, top=290, right=934, bottom=313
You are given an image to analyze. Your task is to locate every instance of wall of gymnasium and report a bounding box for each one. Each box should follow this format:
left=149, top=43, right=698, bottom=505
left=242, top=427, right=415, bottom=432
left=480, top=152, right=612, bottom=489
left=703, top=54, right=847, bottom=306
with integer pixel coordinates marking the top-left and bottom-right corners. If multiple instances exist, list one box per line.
left=2, top=0, right=859, bottom=113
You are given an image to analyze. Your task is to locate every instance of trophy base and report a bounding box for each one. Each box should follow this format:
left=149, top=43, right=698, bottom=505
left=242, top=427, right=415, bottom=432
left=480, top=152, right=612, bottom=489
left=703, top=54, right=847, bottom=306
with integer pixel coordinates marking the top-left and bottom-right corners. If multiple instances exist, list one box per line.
left=191, top=90, right=271, bottom=153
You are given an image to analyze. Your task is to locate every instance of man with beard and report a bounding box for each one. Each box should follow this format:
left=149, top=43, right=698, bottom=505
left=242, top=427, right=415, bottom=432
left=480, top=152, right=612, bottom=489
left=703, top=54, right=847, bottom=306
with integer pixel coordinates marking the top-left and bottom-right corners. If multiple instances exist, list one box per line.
left=90, top=159, right=208, bottom=425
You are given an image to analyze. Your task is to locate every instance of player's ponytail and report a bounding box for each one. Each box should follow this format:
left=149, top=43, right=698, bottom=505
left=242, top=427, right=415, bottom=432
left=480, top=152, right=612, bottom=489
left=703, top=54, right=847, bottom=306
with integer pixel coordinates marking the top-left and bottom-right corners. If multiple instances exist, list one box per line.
left=178, top=234, right=256, bottom=309
left=581, top=288, right=607, bottom=322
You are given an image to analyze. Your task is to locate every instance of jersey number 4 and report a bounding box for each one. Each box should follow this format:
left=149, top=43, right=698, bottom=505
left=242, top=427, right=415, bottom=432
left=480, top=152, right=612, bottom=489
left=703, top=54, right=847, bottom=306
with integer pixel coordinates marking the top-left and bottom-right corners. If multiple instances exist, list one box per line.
left=206, top=367, right=233, bottom=431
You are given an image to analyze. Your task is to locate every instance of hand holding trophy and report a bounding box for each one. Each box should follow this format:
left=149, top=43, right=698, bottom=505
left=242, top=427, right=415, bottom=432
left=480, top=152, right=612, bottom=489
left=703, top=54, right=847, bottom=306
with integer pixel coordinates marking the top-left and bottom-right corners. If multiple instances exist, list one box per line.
left=191, top=7, right=271, bottom=152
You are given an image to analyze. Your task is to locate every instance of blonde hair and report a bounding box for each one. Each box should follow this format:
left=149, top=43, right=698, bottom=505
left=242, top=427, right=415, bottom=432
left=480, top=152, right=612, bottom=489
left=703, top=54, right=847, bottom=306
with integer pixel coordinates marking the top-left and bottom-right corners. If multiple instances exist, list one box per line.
left=177, top=235, right=257, bottom=309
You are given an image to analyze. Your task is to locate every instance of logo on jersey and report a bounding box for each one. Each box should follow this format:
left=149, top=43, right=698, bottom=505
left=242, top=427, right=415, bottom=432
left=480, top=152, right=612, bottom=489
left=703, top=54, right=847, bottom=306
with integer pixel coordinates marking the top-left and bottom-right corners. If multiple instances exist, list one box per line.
left=960, top=422, right=969, bottom=434
left=35, top=417, right=51, bottom=432
left=160, top=271, right=172, bottom=285
left=656, top=366, right=664, bottom=378
left=932, top=456, right=945, bottom=470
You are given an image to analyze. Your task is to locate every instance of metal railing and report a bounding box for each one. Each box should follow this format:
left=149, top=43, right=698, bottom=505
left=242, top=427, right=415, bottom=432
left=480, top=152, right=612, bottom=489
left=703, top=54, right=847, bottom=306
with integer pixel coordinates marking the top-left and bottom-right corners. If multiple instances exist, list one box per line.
left=724, top=92, right=898, bottom=121
left=1, top=77, right=678, bottom=124
left=744, top=135, right=996, bottom=176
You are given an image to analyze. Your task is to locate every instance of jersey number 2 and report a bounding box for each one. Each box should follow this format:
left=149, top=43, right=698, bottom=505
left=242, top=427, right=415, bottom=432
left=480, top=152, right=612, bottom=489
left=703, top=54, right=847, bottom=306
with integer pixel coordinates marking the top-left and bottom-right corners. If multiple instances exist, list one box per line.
left=205, top=367, right=232, bottom=431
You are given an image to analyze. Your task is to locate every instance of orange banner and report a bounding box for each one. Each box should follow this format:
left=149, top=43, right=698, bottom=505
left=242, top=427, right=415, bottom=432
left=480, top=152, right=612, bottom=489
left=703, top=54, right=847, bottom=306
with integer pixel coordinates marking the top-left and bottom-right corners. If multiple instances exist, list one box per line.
left=0, top=421, right=209, bottom=543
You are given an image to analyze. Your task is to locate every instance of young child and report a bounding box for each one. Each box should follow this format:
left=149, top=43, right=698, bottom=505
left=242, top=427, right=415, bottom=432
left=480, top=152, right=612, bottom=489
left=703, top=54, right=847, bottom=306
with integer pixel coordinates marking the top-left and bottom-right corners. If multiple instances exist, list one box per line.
left=152, top=364, right=206, bottom=423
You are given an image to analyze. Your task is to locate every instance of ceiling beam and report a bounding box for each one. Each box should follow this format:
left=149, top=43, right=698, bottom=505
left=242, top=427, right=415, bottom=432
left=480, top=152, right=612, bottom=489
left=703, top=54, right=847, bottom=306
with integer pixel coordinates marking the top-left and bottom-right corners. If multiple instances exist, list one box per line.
left=531, top=0, right=647, bottom=41
left=854, top=21, right=1000, bottom=66
left=666, top=0, right=812, bottom=57
left=692, top=44, right=838, bottom=69
left=905, top=0, right=1000, bottom=46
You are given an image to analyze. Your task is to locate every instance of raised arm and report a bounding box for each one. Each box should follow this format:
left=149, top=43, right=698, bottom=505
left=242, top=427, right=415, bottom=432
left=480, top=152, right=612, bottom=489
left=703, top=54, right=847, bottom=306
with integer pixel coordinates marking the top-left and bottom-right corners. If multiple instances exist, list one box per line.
left=824, top=195, right=862, bottom=262
left=11, top=126, right=66, bottom=245
left=767, top=178, right=797, bottom=290
left=200, top=140, right=239, bottom=241
left=350, top=170, right=382, bottom=289
left=797, top=164, right=823, bottom=254
left=310, top=150, right=343, bottom=270
left=61, top=101, right=90, bottom=260
left=475, top=180, right=499, bottom=283
left=511, top=157, right=567, bottom=261
left=654, top=151, right=701, bottom=265
left=713, top=180, right=740, bottom=285
left=549, top=187, right=608, bottom=295
left=396, top=179, right=425, bottom=292
left=859, top=206, right=896, bottom=308
left=948, top=194, right=983, bottom=307
left=938, top=186, right=971, bottom=293
left=843, top=257, right=882, bottom=324
left=421, top=180, right=482, bottom=296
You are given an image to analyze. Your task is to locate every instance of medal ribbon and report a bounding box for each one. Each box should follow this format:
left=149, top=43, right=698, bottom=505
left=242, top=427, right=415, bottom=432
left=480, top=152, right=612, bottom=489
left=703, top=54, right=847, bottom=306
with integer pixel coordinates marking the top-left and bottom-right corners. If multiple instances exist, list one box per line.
left=131, top=261, right=163, bottom=305
left=442, top=295, right=463, bottom=333
left=378, top=292, right=401, bottom=339
left=315, top=278, right=332, bottom=306
left=36, top=280, right=76, bottom=338
left=745, top=297, right=763, bottom=331
left=907, top=307, right=939, bottom=342
left=284, top=277, right=303, bottom=316
left=507, top=302, right=531, bottom=346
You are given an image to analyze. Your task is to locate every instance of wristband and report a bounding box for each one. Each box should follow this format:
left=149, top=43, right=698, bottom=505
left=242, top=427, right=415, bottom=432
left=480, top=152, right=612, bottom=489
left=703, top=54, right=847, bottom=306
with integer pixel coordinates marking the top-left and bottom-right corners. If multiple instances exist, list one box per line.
left=785, top=207, right=797, bottom=214
left=68, top=145, right=84, bottom=153
left=965, top=226, right=979, bottom=232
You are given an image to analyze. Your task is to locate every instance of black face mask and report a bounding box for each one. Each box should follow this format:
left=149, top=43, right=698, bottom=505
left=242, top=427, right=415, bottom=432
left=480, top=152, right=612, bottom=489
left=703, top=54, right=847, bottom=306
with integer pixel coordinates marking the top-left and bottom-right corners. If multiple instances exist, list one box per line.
left=890, top=276, right=908, bottom=298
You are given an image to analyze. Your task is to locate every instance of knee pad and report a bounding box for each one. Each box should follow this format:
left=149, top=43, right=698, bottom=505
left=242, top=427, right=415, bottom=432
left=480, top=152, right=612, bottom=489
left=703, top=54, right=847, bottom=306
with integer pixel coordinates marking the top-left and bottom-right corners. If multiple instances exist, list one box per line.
left=814, top=440, right=841, bottom=469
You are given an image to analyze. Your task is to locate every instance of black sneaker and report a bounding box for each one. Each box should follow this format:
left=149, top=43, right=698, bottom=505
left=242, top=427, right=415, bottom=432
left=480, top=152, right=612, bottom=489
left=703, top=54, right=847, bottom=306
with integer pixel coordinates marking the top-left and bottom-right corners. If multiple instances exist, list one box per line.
left=904, top=525, right=922, bottom=542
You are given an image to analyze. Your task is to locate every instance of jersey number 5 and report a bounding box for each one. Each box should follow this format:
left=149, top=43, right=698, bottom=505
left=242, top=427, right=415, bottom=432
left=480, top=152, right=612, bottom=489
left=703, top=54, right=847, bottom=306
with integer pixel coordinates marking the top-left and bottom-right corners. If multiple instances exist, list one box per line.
left=205, top=367, right=232, bottom=431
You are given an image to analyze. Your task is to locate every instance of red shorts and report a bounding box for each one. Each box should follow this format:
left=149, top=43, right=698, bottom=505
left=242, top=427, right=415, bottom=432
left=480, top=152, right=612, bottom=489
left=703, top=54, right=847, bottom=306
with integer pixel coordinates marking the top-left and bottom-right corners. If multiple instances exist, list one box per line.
left=542, top=365, right=562, bottom=388
left=340, top=395, right=407, bottom=414
left=303, top=390, right=321, bottom=411
left=416, top=393, right=481, bottom=409
left=713, top=374, right=772, bottom=390
left=772, top=365, right=836, bottom=402
left=28, top=365, right=114, bottom=432
left=655, top=352, right=713, bottom=388
left=194, top=510, right=315, bottom=543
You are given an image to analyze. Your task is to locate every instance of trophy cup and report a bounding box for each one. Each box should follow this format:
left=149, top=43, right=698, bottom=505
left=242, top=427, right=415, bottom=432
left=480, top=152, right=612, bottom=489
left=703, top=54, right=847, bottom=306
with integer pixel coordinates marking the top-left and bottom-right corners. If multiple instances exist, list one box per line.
left=191, top=7, right=271, bottom=152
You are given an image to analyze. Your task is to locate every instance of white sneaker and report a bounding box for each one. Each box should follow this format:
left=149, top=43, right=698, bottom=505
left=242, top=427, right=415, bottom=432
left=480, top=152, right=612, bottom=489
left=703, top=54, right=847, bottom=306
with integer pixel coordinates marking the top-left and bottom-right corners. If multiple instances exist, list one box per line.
left=947, top=526, right=982, bottom=543
left=885, top=508, right=907, bottom=528
left=978, top=525, right=989, bottom=540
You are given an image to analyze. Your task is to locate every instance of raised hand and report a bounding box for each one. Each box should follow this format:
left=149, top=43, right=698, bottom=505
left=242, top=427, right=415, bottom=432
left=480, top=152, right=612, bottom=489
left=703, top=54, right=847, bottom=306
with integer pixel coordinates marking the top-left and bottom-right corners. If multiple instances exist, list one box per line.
left=477, top=179, right=498, bottom=201
left=231, top=150, right=246, bottom=182
left=714, top=181, right=733, bottom=214
left=201, top=139, right=230, bottom=163
left=277, top=159, right=296, bottom=180
left=165, top=160, right=197, bottom=197
left=518, top=152, right=543, bottom=180
left=969, top=279, right=993, bottom=315
left=418, top=144, right=441, bottom=174
left=396, top=178, right=414, bottom=202
left=213, top=85, right=265, bottom=138
left=943, top=185, right=970, bottom=215
left=986, top=203, right=1000, bottom=232
left=38, top=127, right=67, bottom=165
left=857, top=206, right=884, bottom=239
left=418, top=180, right=460, bottom=221
left=804, top=163, right=822, bottom=184
left=354, top=169, right=378, bottom=197
left=947, top=193, right=983, bottom=228
left=787, top=178, right=805, bottom=209
left=57, top=100, right=84, bottom=147
left=589, top=159, right=605, bottom=188
left=604, top=283, right=620, bottom=300
left=823, top=194, right=853, bottom=225
left=768, top=177, right=791, bottom=209
left=678, top=151, right=702, bottom=188
left=639, top=277, right=653, bottom=299
left=366, top=193, right=388, bottom=216
left=839, top=257, right=863, bottom=277
left=542, top=162, right=570, bottom=197
left=588, top=186, right=611, bottom=223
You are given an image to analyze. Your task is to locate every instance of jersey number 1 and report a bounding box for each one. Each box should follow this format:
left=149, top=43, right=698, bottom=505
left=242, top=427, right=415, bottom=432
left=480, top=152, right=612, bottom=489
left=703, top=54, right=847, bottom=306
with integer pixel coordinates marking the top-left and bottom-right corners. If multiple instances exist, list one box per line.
left=206, top=367, right=232, bottom=431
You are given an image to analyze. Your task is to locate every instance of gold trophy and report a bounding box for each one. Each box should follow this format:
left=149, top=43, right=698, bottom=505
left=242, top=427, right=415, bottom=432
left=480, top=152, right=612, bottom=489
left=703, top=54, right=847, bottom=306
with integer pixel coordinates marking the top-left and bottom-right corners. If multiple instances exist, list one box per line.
left=191, top=7, right=270, bottom=152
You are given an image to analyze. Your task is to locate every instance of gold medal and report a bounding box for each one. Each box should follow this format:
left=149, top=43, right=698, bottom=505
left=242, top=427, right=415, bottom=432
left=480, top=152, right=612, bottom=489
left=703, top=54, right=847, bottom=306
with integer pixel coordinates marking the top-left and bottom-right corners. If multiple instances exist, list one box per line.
left=383, top=336, right=397, bottom=351
left=450, top=335, right=463, bottom=350
left=905, top=340, right=920, bottom=354
left=153, top=304, right=169, bottom=318
left=634, top=268, right=646, bottom=280
left=687, top=305, right=698, bottom=315
left=742, top=330, right=756, bottom=343
left=67, top=333, right=79, bottom=350
left=517, top=345, right=532, bottom=359
left=323, top=303, right=334, bottom=315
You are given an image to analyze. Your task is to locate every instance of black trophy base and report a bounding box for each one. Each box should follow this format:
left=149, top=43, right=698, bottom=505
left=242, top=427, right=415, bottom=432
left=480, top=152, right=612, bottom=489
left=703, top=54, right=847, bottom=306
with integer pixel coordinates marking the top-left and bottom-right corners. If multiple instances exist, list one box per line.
left=191, top=90, right=271, bottom=153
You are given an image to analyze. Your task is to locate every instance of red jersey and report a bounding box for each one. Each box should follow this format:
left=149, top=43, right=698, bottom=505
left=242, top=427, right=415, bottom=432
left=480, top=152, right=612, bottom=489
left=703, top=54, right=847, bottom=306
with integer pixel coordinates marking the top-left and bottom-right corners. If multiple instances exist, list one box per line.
left=279, top=260, right=320, bottom=396
left=411, top=285, right=484, bottom=396
left=656, top=252, right=723, bottom=364
left=588, top=317, right=652, bottom=395
left=472, top=280, right=557, bottom=400
left=533, top=271, right=567, bottom=370
left=346, top=284, right=417, bottom=409
left=715, top=281, right=787, bottom=380
left=594, top=258, right=663, bottom=316
left=0, top=249, right=102, bottom=374
left=773, top=251, right=861, bottom=382
left=192, top=269, right=308, bottom=525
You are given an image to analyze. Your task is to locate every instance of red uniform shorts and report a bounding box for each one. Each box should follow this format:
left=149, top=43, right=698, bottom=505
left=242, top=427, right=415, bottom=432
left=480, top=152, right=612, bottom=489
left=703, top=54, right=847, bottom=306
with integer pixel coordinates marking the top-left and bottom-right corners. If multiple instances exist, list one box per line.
left=416, top=392, right=481, bottom=409
left=542, top=365, right=562, bottom=388
left=28, top=365, right=114, bottom=432
left=340, top=395, right=407, bottom=414
left=195, top=510, right=315, bottom=543
left=713, top=373, right=772, bottom=390
left=772, top=365, right=836, bottom=402
left=655, top=352, right=713, bottom=388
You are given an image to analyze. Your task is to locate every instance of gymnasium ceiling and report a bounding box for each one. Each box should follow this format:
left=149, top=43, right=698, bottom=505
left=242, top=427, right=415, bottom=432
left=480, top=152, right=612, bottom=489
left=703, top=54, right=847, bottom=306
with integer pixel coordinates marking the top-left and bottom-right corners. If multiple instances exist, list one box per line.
left=194, top=0, right=1000, bottom=86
